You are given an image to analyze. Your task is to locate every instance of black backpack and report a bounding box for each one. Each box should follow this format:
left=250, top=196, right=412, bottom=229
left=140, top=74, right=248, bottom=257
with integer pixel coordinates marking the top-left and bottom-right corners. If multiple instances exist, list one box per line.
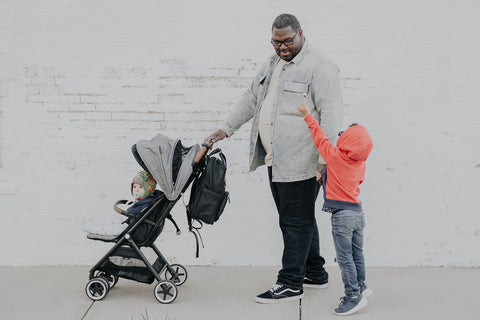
left=187, top=148, right=230, bottom=256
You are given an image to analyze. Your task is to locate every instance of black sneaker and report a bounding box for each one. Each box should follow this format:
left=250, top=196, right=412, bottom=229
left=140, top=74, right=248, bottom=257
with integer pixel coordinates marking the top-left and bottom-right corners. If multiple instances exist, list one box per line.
left=334, top=294, right=368, bottom=316
left=303, top=277, right=328, bottom=288
left=255, top=283, right=303, bottom=304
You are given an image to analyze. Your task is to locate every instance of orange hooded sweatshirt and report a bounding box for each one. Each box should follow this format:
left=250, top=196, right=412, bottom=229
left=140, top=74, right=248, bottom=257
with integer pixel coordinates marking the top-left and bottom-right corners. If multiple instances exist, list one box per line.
left=304, top=115, right=373, bottom=212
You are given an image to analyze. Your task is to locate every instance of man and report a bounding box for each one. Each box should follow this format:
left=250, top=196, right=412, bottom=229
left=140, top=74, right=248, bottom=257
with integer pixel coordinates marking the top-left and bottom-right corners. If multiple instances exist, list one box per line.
left=206, top=13, right=343, bottom=303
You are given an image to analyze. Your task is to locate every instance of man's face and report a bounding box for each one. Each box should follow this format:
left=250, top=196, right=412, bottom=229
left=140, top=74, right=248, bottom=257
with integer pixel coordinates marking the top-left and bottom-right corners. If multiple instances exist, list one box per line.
left=271, top=26, right=303, bottom=62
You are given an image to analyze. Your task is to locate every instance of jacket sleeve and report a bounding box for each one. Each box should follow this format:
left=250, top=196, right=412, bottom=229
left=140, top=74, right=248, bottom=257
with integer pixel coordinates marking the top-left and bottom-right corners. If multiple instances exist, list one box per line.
left=218, top=69, right=264, bottom=137
left=310, top=61, right=343, bottom=164
left=304, top=114, right=336, bottom=162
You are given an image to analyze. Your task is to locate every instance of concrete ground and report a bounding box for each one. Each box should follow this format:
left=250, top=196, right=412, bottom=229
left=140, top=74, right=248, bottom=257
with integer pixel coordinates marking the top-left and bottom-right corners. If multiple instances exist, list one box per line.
left=0, top=265, right=478, bottom=320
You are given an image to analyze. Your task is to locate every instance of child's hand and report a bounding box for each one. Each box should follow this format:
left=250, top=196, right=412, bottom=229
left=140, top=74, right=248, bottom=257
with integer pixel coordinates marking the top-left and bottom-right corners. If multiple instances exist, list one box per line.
left=297, top=101, right=310, bottom=117
left=316, top=164, right=326, bottom=185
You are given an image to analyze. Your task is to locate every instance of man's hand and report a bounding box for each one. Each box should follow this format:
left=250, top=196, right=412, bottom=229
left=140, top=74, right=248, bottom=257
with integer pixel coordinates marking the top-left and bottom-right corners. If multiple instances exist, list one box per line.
left=297, top=101, right=310, bottom=117
left=205, top=129, right=227, bottom=145
left=316, top=164, right=326, bottom=185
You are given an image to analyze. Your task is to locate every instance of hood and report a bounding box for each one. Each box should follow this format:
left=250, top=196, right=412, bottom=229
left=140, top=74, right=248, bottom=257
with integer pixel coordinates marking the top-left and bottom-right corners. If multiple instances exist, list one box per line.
left=337, top=125, right=373, bottom=162
left=132, top=134, right=200, bottom=201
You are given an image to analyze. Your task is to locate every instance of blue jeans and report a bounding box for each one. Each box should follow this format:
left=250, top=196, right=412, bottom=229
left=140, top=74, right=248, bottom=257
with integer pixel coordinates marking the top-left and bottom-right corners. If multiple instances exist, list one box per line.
left=268, top=167, right=328, bottom=289
left=331, top=210, right=366, bottom=296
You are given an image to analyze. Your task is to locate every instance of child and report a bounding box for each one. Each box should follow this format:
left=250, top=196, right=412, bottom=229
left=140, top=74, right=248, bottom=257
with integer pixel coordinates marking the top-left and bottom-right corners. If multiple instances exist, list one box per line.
left=82, top=171, right=158, bottom=236
left=127, top=170, right=158, bottom=216
left=297, top=101, right=373, bottom=316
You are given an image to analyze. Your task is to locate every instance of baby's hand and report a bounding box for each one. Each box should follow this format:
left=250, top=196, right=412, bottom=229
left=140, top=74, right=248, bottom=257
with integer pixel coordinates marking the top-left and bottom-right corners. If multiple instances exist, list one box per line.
left=297, top=101, right=310, bottom=117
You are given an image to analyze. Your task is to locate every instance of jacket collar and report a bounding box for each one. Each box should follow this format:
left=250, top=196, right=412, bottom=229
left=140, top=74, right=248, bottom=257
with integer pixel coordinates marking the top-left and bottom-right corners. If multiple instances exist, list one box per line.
left=291, top=38, right=309, bottom=64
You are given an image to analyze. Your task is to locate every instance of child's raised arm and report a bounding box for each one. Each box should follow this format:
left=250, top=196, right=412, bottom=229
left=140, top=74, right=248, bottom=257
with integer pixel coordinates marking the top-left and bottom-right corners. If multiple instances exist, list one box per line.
left=297, top=101, right=310, bottom=117
left=301, top=109, right=336, bottom=162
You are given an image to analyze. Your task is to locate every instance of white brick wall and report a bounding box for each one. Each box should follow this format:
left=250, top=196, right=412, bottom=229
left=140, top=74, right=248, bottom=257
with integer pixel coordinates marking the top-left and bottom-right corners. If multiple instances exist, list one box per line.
left=1, top=0, right=479, bottom=266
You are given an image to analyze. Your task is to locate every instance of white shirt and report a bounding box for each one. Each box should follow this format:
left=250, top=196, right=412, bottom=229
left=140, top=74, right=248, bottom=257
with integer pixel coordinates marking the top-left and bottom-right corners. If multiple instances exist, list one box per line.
left=258, top=59, right=288, bottom=166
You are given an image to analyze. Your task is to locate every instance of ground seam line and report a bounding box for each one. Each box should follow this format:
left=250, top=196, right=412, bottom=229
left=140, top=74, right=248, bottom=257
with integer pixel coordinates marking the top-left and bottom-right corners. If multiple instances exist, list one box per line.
left=80, top=301, right=95, bottom=320
left=299, top=298, right=302, bottom=320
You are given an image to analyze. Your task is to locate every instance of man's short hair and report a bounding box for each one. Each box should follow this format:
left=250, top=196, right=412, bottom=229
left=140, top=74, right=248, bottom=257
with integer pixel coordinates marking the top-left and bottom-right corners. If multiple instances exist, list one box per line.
left=272, top=14, right=301, bottom=32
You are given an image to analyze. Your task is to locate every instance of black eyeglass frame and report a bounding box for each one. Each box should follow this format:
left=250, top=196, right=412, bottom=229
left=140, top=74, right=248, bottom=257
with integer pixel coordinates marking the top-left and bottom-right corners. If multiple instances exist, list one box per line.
left=271, top=31, right=299, bottom=47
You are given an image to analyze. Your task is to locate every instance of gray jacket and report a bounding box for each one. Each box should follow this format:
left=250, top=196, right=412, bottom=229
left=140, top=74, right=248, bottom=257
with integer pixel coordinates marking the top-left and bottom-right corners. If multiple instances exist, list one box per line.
left=219, top=40, right=343, bottom=182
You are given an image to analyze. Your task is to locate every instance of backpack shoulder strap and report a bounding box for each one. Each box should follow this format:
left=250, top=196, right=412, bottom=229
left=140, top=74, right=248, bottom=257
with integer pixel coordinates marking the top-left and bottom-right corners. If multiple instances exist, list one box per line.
left=185, top=208, right=204, bottom=258
left=208, top=148, right=227, bottom=166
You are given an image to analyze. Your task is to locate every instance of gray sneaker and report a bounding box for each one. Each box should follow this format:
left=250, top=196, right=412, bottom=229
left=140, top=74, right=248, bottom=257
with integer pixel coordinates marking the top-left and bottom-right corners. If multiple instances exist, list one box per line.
left=334, top=295, right=368, bottom=316
left=361, top=286, right=373, bottom=298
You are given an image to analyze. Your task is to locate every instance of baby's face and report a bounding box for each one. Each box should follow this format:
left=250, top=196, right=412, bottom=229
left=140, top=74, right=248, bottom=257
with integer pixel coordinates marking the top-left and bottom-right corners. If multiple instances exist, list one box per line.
left=132, top=183, right=145, bottom=200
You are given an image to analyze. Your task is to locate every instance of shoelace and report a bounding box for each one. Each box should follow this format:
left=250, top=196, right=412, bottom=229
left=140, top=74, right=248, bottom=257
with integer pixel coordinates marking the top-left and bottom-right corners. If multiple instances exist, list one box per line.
left=269, top=284, right=283, bottom=293
left=339, top=295, right=359, bottom=304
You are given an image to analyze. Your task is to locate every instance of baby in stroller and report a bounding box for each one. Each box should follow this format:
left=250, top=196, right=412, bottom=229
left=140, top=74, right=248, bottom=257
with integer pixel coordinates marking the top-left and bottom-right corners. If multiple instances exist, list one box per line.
left=82, top=170, right=161, bottom=236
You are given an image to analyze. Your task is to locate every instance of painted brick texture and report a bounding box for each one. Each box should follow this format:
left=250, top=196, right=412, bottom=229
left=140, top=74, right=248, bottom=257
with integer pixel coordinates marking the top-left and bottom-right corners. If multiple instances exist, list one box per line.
left=0, top=0, right=479, bottom=266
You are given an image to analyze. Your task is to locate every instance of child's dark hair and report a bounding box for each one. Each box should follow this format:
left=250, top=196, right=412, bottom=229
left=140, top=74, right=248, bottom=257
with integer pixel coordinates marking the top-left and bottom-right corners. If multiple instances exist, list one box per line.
left=338, top=123, right=360, bottom=137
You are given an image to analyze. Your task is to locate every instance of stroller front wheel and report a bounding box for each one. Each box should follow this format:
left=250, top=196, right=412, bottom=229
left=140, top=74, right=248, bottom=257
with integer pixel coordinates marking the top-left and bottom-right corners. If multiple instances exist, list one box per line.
left=85, top=277, right=110, bottom=301
left=154, top=280, right=177, bottom=304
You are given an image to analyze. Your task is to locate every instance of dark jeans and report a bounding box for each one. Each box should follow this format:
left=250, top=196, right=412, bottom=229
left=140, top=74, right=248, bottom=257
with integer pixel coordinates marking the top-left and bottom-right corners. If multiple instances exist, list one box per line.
left=268, top=167, right=328, bottom=289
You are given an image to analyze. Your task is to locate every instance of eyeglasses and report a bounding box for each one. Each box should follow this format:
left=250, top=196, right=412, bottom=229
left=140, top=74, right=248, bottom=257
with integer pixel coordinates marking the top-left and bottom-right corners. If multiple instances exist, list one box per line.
left=271, top=31, right=298, bottom=47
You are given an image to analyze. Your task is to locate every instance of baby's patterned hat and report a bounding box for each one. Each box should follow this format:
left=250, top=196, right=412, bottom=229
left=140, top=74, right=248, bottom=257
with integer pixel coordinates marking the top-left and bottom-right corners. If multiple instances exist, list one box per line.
left=131, top=170, right=156, bottom=199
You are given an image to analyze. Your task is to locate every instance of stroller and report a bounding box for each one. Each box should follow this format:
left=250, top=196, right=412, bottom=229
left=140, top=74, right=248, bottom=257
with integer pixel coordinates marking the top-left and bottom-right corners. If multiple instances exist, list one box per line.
left=84, top=134, right=210, bottom=304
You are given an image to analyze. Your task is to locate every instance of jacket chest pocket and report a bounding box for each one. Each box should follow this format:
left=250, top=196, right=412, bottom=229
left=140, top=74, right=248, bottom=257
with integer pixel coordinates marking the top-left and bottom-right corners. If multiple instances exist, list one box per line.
left=283, top=81, right=309, bottom=94
left=256, top=75, right=267, bottom=106
left=280, top=81, right=310, bottom=116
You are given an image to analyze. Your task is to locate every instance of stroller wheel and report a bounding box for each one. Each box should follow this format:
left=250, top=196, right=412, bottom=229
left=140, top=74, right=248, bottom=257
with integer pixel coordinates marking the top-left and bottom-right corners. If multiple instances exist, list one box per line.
left=154, top=280, right=177, bottom=304
left=164, top=264, right=188, bottom=286
left=85, top=277, right=109, bottom=301
left=95, top=271, right=119, bottom=288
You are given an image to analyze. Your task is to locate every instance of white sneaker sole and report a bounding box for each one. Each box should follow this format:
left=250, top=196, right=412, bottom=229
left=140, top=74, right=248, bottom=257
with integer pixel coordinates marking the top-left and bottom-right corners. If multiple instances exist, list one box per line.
left=303, top=283, right=328, bottom=289
left=255, top=293, right=304, bottom=304
left=362, top=288, right=373, bottom=298
left=334, top=297, right=368, bottom=316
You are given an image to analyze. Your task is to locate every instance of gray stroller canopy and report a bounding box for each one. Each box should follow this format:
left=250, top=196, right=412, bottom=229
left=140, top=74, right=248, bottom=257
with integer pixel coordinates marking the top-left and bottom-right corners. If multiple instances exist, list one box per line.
left=133, top=134, right=200, bottom=201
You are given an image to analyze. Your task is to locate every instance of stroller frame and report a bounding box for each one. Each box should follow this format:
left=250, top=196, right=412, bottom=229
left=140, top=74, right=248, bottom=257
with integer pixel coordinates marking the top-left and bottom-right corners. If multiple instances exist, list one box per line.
left=85, top=137, right=211, bottom=304
left=86, top=194, right=186, bottom=303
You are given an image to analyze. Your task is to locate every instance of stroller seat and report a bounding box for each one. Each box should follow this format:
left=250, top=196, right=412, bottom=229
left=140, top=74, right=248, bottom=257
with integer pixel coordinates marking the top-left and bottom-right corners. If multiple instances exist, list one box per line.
left=86, top=191, right=166, bottom=244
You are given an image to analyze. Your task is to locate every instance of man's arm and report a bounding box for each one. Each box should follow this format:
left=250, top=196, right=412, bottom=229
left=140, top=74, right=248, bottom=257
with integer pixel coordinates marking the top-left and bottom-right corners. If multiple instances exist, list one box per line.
left=205, top=129, right=227, bottom=144
left=205, top=69, right=264, bottom=144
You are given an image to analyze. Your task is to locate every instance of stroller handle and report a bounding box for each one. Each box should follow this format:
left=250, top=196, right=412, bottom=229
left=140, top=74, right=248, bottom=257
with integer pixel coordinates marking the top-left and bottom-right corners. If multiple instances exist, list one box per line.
left=193, top=140, right=214, bottom=164
left=113, top=200, right=136, bottom=219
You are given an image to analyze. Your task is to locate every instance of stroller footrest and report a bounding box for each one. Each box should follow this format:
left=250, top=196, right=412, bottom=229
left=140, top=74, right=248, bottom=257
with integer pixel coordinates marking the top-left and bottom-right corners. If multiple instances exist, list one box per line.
left=87, top=233, right=120, bottom=242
